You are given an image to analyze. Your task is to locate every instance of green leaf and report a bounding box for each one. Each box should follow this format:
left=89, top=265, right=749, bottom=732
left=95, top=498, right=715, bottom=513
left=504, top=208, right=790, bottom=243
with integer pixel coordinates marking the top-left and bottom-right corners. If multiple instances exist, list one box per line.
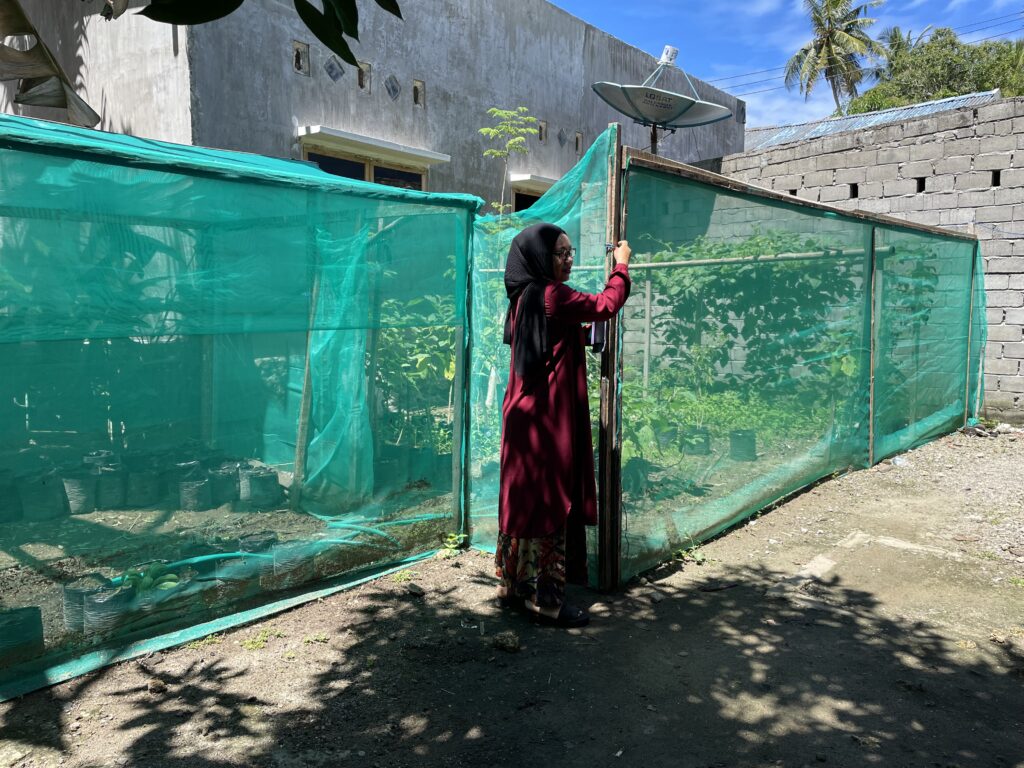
left=325, top=0, right=358, bottom=39
left=139, top=0, right=245, bottom=24
left=294, top=0, right=358, bottom=65
left=374, top=0, right=403, bottom=19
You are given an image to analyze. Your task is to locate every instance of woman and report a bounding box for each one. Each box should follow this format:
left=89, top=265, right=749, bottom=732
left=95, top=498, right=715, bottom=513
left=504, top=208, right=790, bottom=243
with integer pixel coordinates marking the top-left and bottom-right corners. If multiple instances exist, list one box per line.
left=496, top=222, right=631, bottom=627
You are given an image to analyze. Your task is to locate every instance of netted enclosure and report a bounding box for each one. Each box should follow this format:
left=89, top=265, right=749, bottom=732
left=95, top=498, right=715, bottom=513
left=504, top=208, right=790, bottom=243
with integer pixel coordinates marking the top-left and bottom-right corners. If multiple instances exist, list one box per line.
left=0, top=115, right=984, bottom=697
left=614, top=154, right=984, bottom=580
left=0, top=114, right=478, bottom=695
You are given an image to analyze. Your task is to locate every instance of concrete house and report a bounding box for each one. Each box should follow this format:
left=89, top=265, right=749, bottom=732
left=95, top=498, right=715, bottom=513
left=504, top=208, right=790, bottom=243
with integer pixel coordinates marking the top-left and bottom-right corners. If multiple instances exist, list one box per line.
left=1, top=0, right=744, bottom=208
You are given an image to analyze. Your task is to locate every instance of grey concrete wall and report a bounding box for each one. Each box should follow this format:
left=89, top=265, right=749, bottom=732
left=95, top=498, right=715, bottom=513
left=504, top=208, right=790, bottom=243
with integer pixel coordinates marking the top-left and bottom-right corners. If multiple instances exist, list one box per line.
left=0, top=1, right=193, bottom=143
left=722, top=98, right=1024, bottom=424
left=185, top=0, right=744, bottom=205
left=2, top=1, right=743, bottom=211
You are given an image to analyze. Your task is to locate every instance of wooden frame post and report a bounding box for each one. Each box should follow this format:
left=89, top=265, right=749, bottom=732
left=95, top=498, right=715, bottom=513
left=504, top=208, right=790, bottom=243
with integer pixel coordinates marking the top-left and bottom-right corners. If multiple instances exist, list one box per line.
left=597, top=124, right=623, bottom=591
left=291, top=210, right=321, bottom=509
left=963, top=241, right=979, bottom=427
left=867, top=227, right=879, bottom=467
left=455, top=211, right=475, bottom=539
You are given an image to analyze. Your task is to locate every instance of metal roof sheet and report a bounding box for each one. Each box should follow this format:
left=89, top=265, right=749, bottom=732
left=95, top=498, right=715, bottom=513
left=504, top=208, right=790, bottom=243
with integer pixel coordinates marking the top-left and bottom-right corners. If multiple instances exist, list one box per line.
left=745, top=90, right=1002, bottom=152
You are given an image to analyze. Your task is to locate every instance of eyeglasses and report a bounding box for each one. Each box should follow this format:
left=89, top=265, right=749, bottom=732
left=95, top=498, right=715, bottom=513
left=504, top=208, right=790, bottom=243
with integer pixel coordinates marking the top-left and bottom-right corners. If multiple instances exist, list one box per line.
left=553, top=247, right=576, bottom=261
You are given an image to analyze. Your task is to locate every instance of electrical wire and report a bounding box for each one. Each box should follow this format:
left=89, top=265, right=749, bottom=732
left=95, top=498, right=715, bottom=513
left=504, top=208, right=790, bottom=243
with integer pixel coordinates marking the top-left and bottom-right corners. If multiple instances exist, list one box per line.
left=702, top=9, right=1024, bottom=92
left=730, top=23, right=1024, bottom=97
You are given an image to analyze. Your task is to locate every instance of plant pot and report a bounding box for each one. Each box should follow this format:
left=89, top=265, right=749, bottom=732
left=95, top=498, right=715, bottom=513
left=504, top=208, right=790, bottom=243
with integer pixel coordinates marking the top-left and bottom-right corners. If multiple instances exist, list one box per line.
left=199, top=448, right=227, bottom=469
left=126, top=470, right=162, bottom=507
left=83, top=586, right=134, bottom=636
left=0, top=607, right=45, bottom=664
left=63, top=472, right=98, bottom=515
left=18, top=473, right=68, bottom=521
left=681, top=427, right=712, bottom=456
left=62, top=574, right=110, bottom=632
left=238, top=466, right=282, bottom=509
left=131, top=574, right=194, bottom=625
left=0, top=473, right=24, bottom=523
left=729, top=429, right=758, bottom=462
left=655, top=426, right=679, bottom=451
left=172, top=459, right=202, bottom=479
left=95, top=467, right=127, bottom=510
left=208, top=465, right=240, bottom=506
left=179, top=478, right=213, bottom=511
left=82, top=449, right=115, bottom=469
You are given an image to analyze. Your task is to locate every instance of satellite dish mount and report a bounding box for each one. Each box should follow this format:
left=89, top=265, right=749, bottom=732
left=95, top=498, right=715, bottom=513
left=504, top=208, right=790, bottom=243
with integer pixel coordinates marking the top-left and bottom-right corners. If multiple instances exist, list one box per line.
left=592, top=45, right=732, bottom=155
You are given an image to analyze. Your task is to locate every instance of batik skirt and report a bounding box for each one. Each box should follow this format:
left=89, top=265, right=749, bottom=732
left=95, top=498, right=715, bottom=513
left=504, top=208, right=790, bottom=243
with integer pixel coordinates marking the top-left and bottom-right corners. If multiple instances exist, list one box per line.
left=494, top=514, right=588, bottom=610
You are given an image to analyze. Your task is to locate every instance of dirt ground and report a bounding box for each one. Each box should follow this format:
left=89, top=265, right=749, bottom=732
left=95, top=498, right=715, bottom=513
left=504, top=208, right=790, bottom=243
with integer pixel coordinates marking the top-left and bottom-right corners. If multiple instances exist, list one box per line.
left=1, top=429, right=1022, bottom=768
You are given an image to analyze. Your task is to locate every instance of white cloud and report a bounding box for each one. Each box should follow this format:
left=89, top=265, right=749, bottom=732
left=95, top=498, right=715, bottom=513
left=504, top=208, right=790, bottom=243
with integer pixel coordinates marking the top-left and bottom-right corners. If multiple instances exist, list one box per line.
left=747, top=0, right=786, bottom=16
left=742, top=86, right=837, bottom=128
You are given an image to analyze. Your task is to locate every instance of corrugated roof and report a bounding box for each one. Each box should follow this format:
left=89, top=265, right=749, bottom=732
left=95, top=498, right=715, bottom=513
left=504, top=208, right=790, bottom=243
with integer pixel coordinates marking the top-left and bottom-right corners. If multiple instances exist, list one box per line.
left=745, top=90, right=1002, bottom=152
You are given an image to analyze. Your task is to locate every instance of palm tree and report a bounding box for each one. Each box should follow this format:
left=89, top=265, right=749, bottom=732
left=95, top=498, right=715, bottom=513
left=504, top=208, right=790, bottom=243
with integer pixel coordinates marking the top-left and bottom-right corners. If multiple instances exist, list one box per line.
left=785, top=0, right=885, bottom=113
left=869, top=25, right=932, bottom=82
left=1010, top=39, right=1024, bottom=72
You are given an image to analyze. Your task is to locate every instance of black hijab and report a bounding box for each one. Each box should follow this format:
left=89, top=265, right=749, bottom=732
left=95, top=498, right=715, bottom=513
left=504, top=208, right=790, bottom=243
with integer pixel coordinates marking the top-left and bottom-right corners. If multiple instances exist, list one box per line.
left=503, top=223, right=565, bottom=378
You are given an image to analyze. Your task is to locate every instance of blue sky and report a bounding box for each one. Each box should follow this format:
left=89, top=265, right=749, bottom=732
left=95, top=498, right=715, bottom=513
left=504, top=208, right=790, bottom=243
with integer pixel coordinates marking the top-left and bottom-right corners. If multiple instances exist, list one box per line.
left=549, top=0, right=1024, bottom=127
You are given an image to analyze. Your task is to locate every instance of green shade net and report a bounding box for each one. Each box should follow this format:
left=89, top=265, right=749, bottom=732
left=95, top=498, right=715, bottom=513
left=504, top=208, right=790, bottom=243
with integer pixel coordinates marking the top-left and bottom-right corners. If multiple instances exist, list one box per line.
left=0, top=112, right=984, bottom=693
left=871, top=227, right=983, bottom=460
left=617, top=164, right=983, bottom=580
left=0, top=113, right=479, bottom=687
left=467, top=125, right=615, bottom=572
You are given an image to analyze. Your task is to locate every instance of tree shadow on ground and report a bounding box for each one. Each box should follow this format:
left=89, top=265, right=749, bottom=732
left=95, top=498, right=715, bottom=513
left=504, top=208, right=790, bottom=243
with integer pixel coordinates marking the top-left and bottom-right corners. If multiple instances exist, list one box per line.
left=2, top=560, right=1022, bottom=768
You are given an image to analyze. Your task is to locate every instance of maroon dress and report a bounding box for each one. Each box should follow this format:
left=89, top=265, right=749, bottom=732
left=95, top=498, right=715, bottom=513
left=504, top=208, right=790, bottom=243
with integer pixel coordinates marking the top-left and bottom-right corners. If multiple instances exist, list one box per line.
left=495, top=264, right=631, bottom=608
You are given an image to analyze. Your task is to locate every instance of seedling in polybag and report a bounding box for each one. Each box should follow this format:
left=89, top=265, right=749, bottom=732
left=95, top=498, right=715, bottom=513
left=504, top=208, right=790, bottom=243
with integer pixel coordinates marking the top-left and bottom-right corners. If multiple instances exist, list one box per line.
left=121, top=561, right=181, bottom=593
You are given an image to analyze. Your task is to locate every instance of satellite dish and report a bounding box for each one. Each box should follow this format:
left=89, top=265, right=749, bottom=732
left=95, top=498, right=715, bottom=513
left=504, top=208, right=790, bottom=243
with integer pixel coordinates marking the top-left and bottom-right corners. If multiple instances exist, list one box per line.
left=592, top=46, right=732, bottom=153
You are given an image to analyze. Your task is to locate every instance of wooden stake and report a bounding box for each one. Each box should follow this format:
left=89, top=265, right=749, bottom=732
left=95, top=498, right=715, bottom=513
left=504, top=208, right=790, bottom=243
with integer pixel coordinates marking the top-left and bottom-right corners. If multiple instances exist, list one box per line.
left=291, top=217, right=321, bottom=509
left=868, top=228, right=880, bottom=467
left=598, top=123, right=623, bottom=592
left=643, top=276, right=652, bottom=391
left=963, top=241, right=978, bottom=426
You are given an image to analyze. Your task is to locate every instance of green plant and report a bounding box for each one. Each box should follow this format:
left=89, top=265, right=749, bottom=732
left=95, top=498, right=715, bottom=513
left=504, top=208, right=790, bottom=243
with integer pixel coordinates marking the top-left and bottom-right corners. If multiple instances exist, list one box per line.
left=121, top=562, right=180, bottom=593
left=390, top=569, right=417, bottom=583
left=1008, top=577, right=1024, bottom=588
left=304, top=633, right=330, bottom=645
left=373, top=257, right=460, bottom=457
left=849, top=28, right=1024, bottom=114
left=479, top=107, right=539, bottom=215
left=241, top=628, right=286, bottom=651
left=673, top=539, right=708, bottom=565
left=439, top=532, right=467, bottom=559
left=184, top=634, right=222, bottom=651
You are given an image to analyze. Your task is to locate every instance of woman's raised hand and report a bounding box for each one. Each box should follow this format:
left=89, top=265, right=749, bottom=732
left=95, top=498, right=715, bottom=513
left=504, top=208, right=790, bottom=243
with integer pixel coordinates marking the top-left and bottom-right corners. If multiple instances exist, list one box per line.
left=613, top=240, right=631, bottom=266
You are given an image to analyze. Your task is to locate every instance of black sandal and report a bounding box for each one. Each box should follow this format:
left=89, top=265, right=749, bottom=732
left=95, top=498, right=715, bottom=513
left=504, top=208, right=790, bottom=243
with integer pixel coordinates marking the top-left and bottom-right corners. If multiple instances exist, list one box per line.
left=494, top=594, right=526, bottom=610
left=534, top=602, right=590, bottom=628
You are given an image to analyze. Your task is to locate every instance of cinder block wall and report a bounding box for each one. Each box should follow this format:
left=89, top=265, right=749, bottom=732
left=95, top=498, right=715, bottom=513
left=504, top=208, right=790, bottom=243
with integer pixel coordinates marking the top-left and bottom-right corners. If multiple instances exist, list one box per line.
left=722, top=98, right=1024, bottom=423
